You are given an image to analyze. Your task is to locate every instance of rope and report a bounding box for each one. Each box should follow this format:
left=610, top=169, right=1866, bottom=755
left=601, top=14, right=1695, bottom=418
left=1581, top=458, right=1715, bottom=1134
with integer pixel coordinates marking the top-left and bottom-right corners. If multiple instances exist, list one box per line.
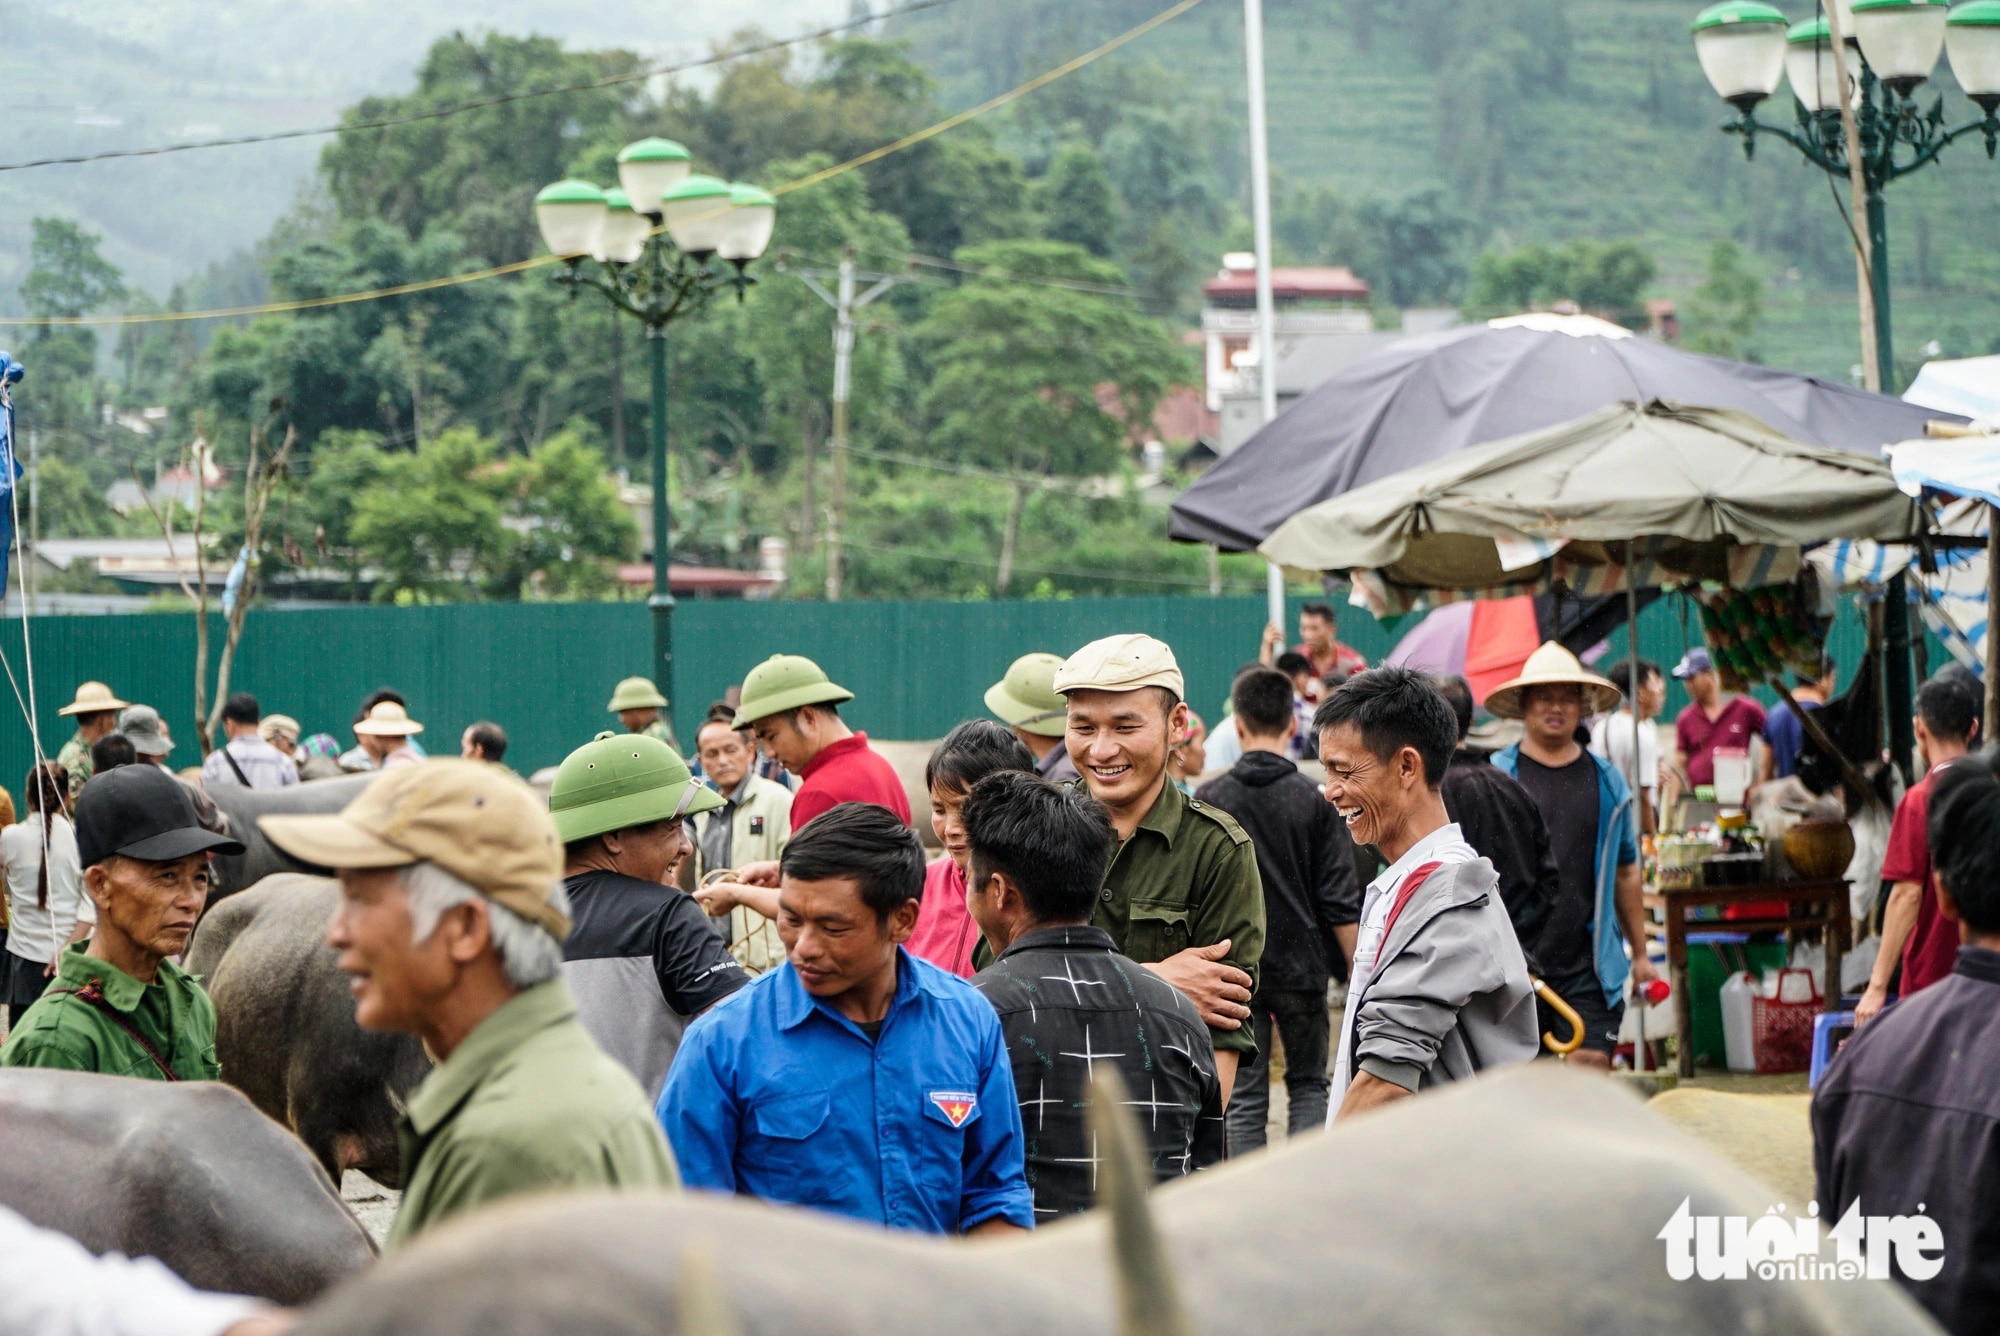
left=0, top=0, right=1211, bottom=329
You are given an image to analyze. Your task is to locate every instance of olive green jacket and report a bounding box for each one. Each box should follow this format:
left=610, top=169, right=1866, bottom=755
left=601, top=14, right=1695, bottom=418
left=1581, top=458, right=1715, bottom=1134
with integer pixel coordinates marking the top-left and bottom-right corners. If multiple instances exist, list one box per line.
left=54, top=732, right=93, bottom=798
left=1084, top=777, right=1266, bottom=1056
left=388, top=978, right=679, bottom=1250
left=0, top=943, right=220, bottom=1081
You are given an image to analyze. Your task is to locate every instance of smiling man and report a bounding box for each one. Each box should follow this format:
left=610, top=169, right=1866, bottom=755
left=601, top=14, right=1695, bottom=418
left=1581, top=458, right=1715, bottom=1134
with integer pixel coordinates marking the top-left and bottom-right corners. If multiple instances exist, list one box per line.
left=1, top=765, right=243, bottom=1080
left=260, top=760, right=677, bottom=1250
left=550, top=732, right=748, bottom=1101
left=657, top=802, right=1033, bottom=1237
left=1316, top=667, right=1537, bottom=1122
left=1052, top=634, right=1265, bottom=1105
left=1487, top=643, right=1656, bottom=1071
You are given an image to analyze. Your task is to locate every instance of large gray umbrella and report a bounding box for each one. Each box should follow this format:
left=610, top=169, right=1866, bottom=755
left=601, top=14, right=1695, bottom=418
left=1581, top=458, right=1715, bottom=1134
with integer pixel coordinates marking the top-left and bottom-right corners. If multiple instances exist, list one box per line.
left=1171, top=315, right=1957, bottom=551
left=1260, top=400, right=1926, bottom=610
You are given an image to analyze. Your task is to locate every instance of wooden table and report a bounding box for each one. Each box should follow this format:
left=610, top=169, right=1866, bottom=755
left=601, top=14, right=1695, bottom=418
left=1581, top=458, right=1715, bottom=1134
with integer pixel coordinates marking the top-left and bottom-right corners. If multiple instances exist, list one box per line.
left=1642, top=878, right=1849, bottom=1078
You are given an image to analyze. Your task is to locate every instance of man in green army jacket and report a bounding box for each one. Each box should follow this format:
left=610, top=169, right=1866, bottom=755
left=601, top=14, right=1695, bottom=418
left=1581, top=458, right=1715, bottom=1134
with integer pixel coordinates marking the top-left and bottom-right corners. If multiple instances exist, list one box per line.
left=608, top=676, right=678, bottom=750
left=52, top=681, right=130, bottom=797
left=1052, top=633, right=1266, bottom=1104
left=261, top=759, right=677, bottom=1249
left=1, top=765, right=243, bottom=1080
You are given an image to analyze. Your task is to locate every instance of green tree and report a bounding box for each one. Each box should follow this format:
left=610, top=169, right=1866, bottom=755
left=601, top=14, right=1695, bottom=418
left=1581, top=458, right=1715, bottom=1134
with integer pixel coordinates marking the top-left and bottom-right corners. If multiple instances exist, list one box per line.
left=1465, top=239, right=1656, bottom=324
left=495, top=429, right=637, bottom=600
left=349, top=427, right=511, bottom=602
left=1683, top=240, right=1763, bottom=362
left=916, top=239, right=1180, bottom=594
left=33, top=457, right=117, bottom=537
left=1040, top=142, right=1118, bottom=257
left=320, top=33, right=647, bottom=263
left=21, top=218, right=126, bottom=320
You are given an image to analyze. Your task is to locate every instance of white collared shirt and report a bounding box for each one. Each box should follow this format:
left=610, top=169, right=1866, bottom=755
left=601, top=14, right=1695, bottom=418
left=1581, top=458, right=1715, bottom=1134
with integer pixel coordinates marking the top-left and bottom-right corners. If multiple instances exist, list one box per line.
left=0, top=1205, right=263, bottom=1336
left=1330, top=821, right=1480, bottom=1112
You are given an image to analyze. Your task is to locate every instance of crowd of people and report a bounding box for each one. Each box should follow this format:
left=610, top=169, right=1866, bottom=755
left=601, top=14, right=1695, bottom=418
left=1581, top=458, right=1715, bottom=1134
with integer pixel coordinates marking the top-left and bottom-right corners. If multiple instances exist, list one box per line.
left=0, top=601, right=1990, bottom=1335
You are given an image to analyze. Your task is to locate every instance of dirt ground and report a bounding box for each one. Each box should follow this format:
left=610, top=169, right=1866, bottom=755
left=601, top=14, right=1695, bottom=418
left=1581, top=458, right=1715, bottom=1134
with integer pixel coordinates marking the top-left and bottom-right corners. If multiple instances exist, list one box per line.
left=343, top=1172, right=398, bottom=1246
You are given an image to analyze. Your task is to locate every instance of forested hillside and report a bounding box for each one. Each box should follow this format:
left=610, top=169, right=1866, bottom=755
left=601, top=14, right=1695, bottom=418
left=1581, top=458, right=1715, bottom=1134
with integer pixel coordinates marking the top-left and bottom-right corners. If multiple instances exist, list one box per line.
left=8, top=0, right=1996, bottom=606
left=896, top=0, right=2000, bottom=379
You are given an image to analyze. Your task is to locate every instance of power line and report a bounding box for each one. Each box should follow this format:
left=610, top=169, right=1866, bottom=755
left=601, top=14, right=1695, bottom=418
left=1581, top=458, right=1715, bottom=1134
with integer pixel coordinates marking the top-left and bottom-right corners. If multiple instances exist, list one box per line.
left=0, top=0, right=1210, bottom=328
left=0, top=0, right=973, bottom=174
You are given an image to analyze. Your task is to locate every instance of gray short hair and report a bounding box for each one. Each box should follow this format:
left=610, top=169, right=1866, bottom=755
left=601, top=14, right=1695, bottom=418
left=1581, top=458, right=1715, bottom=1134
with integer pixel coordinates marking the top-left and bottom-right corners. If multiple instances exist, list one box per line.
left=402, top=861, right=567, bottom=989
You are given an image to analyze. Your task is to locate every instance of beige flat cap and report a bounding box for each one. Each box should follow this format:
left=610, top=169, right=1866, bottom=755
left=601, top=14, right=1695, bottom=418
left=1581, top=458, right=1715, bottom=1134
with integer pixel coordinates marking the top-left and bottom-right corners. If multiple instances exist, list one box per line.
left=260, top=759, right=569, bottom=940
left=1053, top=634, right=1185, bottom=700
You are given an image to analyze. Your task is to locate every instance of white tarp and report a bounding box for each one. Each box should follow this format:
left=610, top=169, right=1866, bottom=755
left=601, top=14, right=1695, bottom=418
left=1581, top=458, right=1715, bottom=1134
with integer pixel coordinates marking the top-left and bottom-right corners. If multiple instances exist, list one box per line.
left=1904, top=355, right=2000, bottom=429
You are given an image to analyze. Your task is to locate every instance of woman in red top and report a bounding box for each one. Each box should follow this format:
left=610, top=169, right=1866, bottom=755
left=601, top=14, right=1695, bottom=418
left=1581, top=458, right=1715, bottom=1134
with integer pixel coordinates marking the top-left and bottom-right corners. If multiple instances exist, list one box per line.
left=906, top=721, right=1037, bottom=977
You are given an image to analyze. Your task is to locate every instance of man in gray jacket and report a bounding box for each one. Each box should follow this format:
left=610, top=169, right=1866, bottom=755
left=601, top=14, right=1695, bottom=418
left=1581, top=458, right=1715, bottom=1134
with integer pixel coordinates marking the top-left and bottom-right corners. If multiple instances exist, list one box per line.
left=1314, top=666, right=1538, bottom=1122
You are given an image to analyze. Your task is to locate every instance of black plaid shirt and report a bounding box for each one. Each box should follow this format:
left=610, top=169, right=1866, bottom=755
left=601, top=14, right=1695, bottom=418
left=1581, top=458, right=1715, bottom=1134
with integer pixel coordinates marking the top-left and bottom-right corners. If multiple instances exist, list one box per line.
left=972, top=925, right=1224, bottom=1220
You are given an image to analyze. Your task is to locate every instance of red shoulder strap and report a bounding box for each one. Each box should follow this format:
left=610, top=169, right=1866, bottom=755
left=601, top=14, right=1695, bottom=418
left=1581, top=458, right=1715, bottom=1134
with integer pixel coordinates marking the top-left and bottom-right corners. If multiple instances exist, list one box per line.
left=1377, top=860, right=1443, bottom=947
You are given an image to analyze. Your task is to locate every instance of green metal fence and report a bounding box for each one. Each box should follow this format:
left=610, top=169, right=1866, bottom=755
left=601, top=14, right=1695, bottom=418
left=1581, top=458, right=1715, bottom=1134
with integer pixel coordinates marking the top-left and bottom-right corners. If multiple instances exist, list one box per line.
left=0, top=592, right=1947, bottom=782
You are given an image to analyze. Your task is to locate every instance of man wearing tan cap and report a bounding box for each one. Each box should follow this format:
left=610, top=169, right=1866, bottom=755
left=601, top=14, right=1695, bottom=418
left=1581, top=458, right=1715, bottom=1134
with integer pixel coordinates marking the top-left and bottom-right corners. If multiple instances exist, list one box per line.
left=259, top=761, right=678, bottom=1250
left=984, top=652, right=1078, bottom=783
left=55, top=682, right=130, bottom=795
left=1052, top=633, right=1265, bottom=1102
left=351, top=701, right=424, bottom=771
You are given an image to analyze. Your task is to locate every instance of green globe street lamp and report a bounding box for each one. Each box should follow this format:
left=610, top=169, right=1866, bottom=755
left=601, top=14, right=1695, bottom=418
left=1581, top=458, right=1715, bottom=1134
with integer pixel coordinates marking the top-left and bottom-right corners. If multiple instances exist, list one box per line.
left=1691, top=0, right=2000, bottom=776
left=532, top=140, right=776, bottom=730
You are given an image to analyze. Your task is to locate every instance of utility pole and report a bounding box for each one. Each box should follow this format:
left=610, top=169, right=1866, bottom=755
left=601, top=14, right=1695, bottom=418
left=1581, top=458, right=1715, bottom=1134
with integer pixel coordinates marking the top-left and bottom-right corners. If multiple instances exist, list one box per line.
left=791, top=246, right=904, bottom=601
left=1244, top=0, right=1286, bottom=638
left=26, top=426, right=37, bottom=618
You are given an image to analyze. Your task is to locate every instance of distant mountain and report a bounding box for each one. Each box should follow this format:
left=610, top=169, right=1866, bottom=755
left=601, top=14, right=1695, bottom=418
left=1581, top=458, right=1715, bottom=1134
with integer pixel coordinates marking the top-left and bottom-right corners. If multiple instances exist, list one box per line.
left=0, top=0, right=848, bottom=298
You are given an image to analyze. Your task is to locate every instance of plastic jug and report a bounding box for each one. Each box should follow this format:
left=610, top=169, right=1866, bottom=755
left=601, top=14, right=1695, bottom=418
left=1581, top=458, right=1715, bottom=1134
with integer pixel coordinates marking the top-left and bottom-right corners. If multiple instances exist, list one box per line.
left=1713, top=748, right=1752, bottom=808
left=1720, top=970, right=1758, bottom=1072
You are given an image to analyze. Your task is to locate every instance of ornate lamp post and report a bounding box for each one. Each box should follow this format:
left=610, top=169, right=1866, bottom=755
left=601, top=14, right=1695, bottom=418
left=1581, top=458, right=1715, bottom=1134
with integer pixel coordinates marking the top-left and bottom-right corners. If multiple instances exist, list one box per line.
left=1691, top=0, right=1999, bottom=386
left=1691, top=0, right=2000, bottom=775
left=533, top=139, right=776, bottom=728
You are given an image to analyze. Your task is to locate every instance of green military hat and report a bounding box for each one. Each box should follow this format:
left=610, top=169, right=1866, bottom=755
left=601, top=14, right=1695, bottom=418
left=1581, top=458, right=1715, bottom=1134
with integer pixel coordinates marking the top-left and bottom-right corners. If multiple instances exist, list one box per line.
left=984, top=652, right=1068, bottom=738
left=548, top=731, right=723, bottom=845
left=732, top=654, right=855, bottom=728
left=606, top=676, right=668, bottom=713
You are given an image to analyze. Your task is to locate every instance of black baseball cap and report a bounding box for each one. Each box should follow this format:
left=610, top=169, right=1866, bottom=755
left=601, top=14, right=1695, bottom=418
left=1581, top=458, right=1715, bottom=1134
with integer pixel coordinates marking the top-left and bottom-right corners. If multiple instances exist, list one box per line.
left=75, top=764, right=245, bottom=868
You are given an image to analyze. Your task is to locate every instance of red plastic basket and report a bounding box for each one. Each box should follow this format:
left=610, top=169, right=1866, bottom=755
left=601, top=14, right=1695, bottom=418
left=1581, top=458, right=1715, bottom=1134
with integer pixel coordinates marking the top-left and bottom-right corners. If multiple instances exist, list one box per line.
left=1750, top=967, right=1820, bottom=1073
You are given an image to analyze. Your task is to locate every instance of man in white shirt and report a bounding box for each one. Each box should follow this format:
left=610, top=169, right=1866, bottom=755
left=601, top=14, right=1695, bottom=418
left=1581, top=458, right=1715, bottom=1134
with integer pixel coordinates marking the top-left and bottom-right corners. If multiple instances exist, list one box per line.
left=1314, top=666, right=1538, bottom=1122
left=1590, top=658, right=1664, bottom=834
left=200, top=696, right=300, bottom=792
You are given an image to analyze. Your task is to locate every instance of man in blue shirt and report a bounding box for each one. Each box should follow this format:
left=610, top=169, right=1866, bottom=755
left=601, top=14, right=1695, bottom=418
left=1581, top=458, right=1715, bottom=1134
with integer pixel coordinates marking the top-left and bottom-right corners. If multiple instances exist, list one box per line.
left=657, top=802, right=1033, bottom=1236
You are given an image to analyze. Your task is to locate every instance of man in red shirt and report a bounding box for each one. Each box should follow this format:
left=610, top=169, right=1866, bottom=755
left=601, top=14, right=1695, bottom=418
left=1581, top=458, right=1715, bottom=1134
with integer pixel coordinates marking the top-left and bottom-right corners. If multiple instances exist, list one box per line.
left=1263, top=602, right=1366, bottom=685
left=695, top=655, right=914, bottom=928
left=1671, top=647, right=1767, bottom=789
left=730, top=654, right=910, bottom=832
left=1857, top=675, right=1980, bottom=1025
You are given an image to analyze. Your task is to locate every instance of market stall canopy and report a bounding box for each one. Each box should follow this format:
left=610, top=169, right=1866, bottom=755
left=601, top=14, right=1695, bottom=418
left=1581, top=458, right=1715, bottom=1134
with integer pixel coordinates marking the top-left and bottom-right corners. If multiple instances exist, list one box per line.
left=1170, top=314, right=1955, bottom=552
left=1902, top=354, right=2000, bottom=428
left=1260, top=401, right=1926, bottom=614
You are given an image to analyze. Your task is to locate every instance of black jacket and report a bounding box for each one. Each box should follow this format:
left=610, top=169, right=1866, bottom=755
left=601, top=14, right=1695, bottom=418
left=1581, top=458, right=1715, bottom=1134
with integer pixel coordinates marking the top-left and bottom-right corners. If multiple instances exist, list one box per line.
left=1439, top=749, right=1556, bottom=969
left=1195, top=750, right=1360, bottom=990
left=1814, top=946, right=2000, bottom=1336
left=973, top=925, right=1224, bottom=1220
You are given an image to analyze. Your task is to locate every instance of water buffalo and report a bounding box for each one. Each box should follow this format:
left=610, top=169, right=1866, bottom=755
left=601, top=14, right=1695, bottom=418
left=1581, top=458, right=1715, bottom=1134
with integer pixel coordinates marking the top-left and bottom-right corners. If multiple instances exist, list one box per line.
left=295, top=1065, right=1929, bottom=1336
left=0, top=1068, right=375, bottom=1304
left=204, top=774, right=374, bottom=903
left=187, top=873, right=430, bottom=1187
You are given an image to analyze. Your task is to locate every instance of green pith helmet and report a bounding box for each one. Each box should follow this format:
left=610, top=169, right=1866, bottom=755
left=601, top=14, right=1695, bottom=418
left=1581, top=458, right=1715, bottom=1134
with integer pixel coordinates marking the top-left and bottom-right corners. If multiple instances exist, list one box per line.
left=549, top=731, right=723, bottom=845
left=732, top=654, right=855, bottom=728
left=984, top=652, right=1069, bottom=738
left=607, top=676, right=669, bottom=713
